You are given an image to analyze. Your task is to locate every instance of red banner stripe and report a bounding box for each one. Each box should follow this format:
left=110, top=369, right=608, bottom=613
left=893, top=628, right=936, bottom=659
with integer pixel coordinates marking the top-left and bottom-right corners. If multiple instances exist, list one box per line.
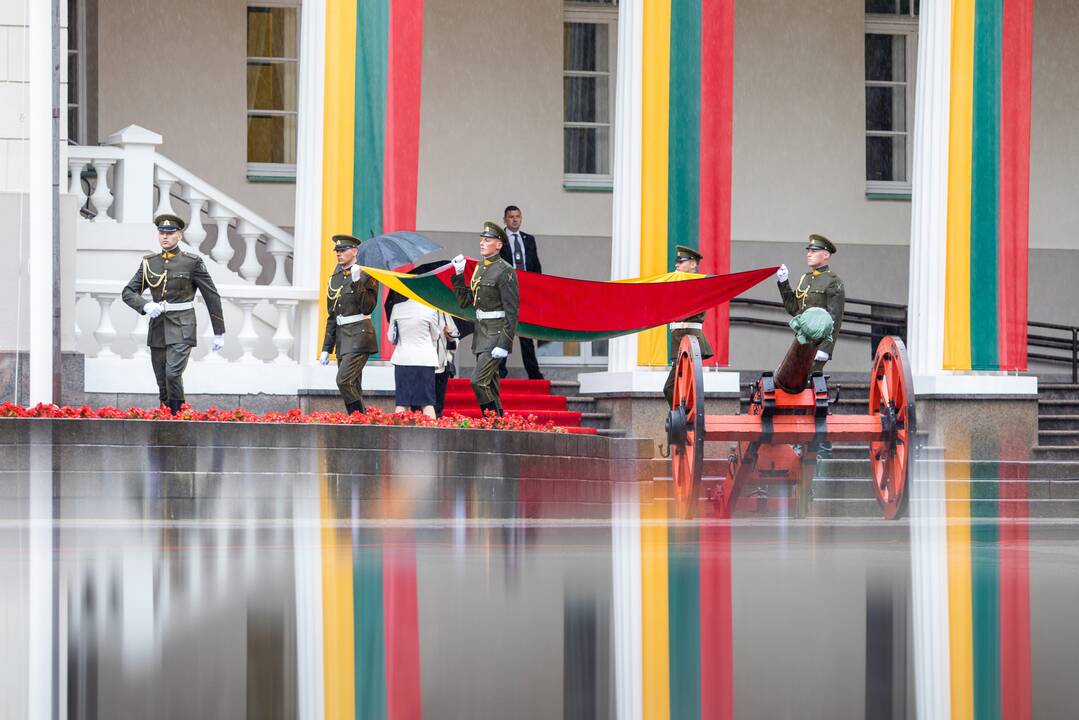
left=383, top=0, right=424, bottom=235
left=699, top=521, right=734, bottom=720
left=699, top=0, right=735, bottom=367
left=997, top=0, right=1033, bottom=371
left=383, top=530, right=423, bottom=720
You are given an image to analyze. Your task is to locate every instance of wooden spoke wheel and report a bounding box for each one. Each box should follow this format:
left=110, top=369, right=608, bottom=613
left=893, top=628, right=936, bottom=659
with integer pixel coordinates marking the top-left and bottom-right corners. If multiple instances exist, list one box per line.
left=668, top=336, right=705, bottom=519
left=867, top=336, right=916, bottom=519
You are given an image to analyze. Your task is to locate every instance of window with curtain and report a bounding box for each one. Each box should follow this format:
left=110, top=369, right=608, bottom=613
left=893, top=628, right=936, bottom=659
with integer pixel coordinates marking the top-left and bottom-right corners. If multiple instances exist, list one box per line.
left=247, top=3, right=299, bottom=180
left=563, top=1, right=617, bottom=190
left=865, top=0, right=918, bottom=196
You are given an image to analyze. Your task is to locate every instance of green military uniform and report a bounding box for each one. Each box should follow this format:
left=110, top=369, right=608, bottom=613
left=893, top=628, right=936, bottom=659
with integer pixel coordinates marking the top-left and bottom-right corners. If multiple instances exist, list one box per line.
left=322, top=235, right=380, bottom=414
left=121, top=214, right=225, bottom=412
left=451, top=223, right=520, bottom=414
left=778, top=234, right=845, bottom=374
left=664, top=245, right=713, bottom=406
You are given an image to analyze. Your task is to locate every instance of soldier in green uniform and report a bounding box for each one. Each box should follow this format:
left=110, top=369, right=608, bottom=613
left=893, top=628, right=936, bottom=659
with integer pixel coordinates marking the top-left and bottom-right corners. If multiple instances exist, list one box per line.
left=319, top=234, right=380, bottom=414
left=664, top=245, right=713, bottom=406
left=777, top=234, right=846, bottom=374
left=122, top=213, right=226, bottom=413
left=450, top=222, right=520, bottom=416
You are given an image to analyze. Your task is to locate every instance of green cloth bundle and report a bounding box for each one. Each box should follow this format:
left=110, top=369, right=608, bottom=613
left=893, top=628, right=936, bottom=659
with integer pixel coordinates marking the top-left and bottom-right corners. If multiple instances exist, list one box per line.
left=789, top=307, right=834, bottom=344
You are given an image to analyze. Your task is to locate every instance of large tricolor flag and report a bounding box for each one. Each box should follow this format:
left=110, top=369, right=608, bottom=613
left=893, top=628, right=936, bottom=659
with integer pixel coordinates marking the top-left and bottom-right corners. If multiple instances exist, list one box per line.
left=320, top=0, right=424, bottom=356
left=942, top=0, right=1033, bottom=371
left=638, top=0, right=735, bottom=368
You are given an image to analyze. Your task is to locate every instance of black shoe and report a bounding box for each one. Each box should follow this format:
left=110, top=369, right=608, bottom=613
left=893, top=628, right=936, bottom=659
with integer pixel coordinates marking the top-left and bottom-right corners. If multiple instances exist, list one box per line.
left=498, top=368, right=509, bottom=379
left=479, top=402, right=497, bottom=416
left=528, top=373, right=545, bottom=381
left=345, top=400, right=366, bottom=415
left=496, top=405, right=505, bottom=417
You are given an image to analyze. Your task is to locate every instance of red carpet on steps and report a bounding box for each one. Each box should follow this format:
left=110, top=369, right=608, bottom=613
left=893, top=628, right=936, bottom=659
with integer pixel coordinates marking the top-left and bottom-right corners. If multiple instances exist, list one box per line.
left=443, top=378, right=597, bottom=435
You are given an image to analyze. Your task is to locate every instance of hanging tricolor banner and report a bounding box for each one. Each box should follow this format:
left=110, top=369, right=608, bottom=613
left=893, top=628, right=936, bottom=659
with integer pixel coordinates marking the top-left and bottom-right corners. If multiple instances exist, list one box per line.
left=320, top=0, right=424, bottom=358
left=638, top=0, right=735, bottom=367
left=638, top=498, right=733, bottom=719
left=909, top=424, right=1031, bottom=719
left=943, top=0, right=1033, bottom=371
left=361, top=262, right=776, bottom=342
left=320, top=473, right=422, bottom=720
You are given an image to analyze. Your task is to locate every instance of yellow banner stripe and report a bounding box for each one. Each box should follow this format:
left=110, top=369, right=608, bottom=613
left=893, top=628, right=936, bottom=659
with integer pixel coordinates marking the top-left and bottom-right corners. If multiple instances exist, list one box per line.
left=640, top=494, right=671, bottom=719
left=318, top=0, right=359, bottom=357
left=638, top=0, right=672, bottom=367
left=945, top=428, right=974, bottom=719
left=943, top=0, right=976, bottom=370
left=320, top=475, right=357, bottom=720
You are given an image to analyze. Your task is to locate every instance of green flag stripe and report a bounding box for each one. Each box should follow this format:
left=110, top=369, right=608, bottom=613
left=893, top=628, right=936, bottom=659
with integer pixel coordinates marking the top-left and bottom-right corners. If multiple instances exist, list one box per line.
left=668, top=524, right=702, bottom=720
left=969, top=0, right=1002, bottom=370
left=355, top=529, right=387, bottom=720
left=970, top=432, right=1001, bottom=720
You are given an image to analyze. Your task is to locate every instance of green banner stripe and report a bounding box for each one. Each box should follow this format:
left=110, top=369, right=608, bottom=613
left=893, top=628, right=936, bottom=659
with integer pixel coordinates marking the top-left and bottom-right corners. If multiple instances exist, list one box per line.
left=354, top=528, right=387, bottom=720
left=666, top=1, right=702, bottom=363
left=355, top=0, right=390, bottom=358
left=970, top=433, right=1001, bottom=720
left=667, top=524, right=702, bottom=720
left=969, top=0, right=1002, bottom=370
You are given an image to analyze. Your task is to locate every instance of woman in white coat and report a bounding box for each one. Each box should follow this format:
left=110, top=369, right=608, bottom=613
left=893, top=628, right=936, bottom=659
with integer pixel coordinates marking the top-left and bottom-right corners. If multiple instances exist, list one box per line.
left=388, top=297, right=441, bottom=417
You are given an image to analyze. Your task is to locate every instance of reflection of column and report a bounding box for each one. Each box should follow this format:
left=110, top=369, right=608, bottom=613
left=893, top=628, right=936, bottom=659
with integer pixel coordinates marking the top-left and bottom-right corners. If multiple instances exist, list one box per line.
left=27, top=422, right=55, bottom=720
left=293, top=470, right=325, bottom=720
left=611, top=481, right=643, bottom=718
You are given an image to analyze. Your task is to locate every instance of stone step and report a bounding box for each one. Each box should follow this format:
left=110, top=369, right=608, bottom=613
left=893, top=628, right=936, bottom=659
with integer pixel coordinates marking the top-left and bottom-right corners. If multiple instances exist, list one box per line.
left=580, top=411, right=613, bottom=429
left=1038, top=415, right=1079, bottom=431
left=1038, top=400, right=1079, bottom=415
left=596, top=428, right=626, bottom=438
left=1032, top=446, right=1079, bottom=461
left=1036, top=383, right=1079, bottom=400
left=1037, top=430, right=1079, bottom=446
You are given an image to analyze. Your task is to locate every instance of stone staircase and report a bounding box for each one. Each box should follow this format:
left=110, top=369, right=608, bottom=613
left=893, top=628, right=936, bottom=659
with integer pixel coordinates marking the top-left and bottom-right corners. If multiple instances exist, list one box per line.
left=1033, top=383, right=1079, bottom=461
left=549, top=379, right=622, bottom=436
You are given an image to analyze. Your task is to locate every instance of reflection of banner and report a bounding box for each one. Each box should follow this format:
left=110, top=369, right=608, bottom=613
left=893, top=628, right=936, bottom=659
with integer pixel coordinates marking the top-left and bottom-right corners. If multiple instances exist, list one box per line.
left=363, top=263, right=776, bottom=342
left=942, top=0, right=1033, bottom=370
left=320, top=0, right=425, bottom=357
left=320, top=474, right=422, bottom=720
left=910, top=424, right=1031, bottom=718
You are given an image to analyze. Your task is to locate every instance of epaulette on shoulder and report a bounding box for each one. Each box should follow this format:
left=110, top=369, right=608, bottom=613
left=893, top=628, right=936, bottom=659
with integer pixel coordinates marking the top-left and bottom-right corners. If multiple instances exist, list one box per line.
left=182, top=251, right=201, bottom=260
left=143, top=252, right=158, bottom=259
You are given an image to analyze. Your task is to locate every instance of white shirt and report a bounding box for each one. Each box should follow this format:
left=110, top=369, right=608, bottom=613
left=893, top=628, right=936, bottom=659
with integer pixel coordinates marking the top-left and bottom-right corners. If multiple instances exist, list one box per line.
left=504, top=227, right=525, bottom=268
left=389, top=300, right=440, bottom=367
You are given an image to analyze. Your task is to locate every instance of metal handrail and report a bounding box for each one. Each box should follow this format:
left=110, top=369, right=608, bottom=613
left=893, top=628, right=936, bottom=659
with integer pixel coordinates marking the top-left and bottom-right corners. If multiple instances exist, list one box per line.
left=730, top=296, right=1079, bottom=382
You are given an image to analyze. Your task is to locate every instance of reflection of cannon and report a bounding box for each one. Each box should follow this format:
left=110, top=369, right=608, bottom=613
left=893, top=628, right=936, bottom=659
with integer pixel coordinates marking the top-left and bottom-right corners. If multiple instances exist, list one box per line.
left=665, top=333, right=915, bottom=520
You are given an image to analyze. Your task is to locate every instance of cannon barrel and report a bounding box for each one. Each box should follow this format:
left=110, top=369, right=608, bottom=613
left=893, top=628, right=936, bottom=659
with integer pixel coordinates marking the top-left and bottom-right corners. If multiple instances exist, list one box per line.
left=773, top=337, right=821, bottom=393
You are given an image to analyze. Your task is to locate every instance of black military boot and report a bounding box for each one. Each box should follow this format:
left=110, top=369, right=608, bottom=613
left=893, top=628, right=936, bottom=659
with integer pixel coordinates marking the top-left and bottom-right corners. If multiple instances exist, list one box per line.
left=495, top=404, right=505, bottom=417
left=479, top=402, right=497, bottom=416
left=345, top=400, right=366, bottom=415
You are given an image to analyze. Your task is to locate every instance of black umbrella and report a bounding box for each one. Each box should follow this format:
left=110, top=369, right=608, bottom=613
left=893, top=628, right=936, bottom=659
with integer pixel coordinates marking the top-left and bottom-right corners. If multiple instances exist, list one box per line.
left=357, top=231, right=442, bottom=270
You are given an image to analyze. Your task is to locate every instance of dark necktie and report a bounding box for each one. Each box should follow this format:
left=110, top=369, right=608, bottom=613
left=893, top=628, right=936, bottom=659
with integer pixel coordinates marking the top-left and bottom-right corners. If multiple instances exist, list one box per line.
left=513, top=233, right=524, bottom=269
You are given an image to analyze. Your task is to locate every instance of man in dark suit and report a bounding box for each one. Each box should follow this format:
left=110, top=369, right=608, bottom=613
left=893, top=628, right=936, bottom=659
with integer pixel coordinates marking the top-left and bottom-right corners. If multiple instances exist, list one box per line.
left=498, top=205, right=544, bottom=380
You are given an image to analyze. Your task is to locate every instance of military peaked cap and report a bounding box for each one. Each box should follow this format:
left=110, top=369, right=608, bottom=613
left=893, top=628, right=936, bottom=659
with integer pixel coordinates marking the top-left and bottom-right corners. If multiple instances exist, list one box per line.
left=154, top=213, right=185, bottom=232
left=806, top=234, right=837, bottom=254
left=674, top=245, right=703, bottom=263
left=332, top=234, right=361, bottom=250
left=480, top=221, right=507, bottom=245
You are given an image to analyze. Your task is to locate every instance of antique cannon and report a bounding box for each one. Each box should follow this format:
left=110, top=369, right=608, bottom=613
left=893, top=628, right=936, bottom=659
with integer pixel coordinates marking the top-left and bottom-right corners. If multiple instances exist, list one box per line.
left=665, top=332, right=915, bottom=520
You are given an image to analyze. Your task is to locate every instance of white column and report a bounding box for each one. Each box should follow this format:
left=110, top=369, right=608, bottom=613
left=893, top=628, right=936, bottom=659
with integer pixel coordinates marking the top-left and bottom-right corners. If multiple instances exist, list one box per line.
left=293, top=0, right=327, bottom=363
left=907, top=1, right=952, bottom=380
left=28, top=0, right=54, bottom=405
left=606, top=0, right=644, bottom=374
left=105, top=124, right=163, bottom=223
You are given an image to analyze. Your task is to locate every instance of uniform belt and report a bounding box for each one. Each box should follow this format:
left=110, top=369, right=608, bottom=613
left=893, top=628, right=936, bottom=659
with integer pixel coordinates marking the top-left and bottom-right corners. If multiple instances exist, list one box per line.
left=669, top=321, right=703, bottom=330
left=336, top=313, right=370, bottom=326
left=475, top=310, right=506, bottom=320
left=161, top=301, right=195, bottom=312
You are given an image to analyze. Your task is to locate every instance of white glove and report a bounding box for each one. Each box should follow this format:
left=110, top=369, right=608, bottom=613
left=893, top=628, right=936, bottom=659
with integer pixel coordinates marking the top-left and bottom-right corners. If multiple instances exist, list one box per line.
left=452, top=254, right=466, bottom=275
left=815, top=350, right=830, bottom=362
left=211, top=335, right=225, bottom=352
left=350, top=264, right=363, bottom=282
left=319, top=351, right=330, bottom=366
left=776, top=264, right=789, bottom=283
left=143, top=301, right=163, bottom=318
left=491, top=346, right=509, bottom=359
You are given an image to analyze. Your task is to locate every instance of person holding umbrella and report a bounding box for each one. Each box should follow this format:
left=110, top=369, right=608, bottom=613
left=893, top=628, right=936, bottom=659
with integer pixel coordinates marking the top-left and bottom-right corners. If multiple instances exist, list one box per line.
left=450, top=222, right=519, bottom=416
left=319, top=234, right=380, bottom=414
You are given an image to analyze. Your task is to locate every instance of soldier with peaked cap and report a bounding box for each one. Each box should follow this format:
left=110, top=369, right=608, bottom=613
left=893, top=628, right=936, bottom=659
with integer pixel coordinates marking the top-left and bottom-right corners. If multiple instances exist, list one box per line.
left=664, top=245, right=714, bottom=406
left=122, top=213, right=226, bottom=413
left=319, top=234, right=380, bottom=414
left=450, top=222, right=520, bottom=416
left=776, top=233, right=846, bottom=374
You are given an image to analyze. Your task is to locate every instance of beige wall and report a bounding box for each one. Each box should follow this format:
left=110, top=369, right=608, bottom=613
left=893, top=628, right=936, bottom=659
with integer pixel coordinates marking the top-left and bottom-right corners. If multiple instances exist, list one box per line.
left=97, top=0, right=295, bottom=228
left=415, top=0, right=612, bottom=240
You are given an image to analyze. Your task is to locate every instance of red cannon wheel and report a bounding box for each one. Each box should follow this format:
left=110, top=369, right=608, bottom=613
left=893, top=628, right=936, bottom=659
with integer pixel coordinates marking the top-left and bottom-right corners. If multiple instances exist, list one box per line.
left=868, top=336, right=916, bottom=519
left=668, top=335, right=705, bottom=518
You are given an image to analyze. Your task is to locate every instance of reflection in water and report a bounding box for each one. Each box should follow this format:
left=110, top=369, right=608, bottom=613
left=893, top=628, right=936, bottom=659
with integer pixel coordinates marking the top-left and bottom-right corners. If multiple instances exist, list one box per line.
left=6, top=424, right=1077, bottom=718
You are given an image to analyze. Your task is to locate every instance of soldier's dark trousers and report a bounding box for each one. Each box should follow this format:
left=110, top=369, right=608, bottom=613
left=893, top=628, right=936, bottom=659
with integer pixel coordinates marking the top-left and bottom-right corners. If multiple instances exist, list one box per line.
left=471, top=352, right=502, bottom=407
left=337, top=352, right=369, bottom=410
left=151, top=344, right=192, bottom=413
left=663, top=362, right=678, bottom=407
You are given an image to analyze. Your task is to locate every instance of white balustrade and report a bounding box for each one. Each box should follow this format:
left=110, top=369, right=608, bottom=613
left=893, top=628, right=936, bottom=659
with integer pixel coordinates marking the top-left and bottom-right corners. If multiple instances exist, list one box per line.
left=89, top=159, right=117, bottom=222
left=271, top=300, right=297, bottom=363
left=181, top=187, right=208, bottom=250
left=201, top=309, right=227, bottom=363
left=207, top=202, right=237, bottom=265
left=69, top=159, right=88, bottom=211
left=131, top=311, right=150, bottom=360
left=267, top=236, right=291, bottom=286
left=235, top=298, right=262, bottom=362
left=236, top=220, right=263, bottom=283
left=92, top=293, right=119, bottom=358
left=154, top=167, right=178, bottom=219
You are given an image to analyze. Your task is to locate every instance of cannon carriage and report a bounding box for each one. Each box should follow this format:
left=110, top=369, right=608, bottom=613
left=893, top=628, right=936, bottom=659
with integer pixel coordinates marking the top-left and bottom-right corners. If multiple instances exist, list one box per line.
left=665, top=334, right=915, bottom=519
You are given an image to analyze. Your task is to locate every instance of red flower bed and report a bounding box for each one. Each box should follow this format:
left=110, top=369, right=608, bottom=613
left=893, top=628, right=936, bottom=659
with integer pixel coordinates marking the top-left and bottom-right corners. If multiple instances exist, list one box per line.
left=0, top=402, right=564, bottom=433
